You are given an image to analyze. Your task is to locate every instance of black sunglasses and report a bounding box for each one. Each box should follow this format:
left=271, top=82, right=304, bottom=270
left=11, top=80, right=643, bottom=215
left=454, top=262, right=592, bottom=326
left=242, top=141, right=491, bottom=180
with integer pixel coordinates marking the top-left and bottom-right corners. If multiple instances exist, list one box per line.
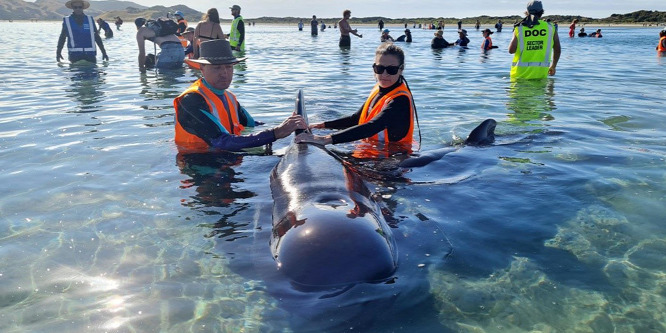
left=73, top=6, right=83, bottom=9
left=372, top=64, right=402, bottom=75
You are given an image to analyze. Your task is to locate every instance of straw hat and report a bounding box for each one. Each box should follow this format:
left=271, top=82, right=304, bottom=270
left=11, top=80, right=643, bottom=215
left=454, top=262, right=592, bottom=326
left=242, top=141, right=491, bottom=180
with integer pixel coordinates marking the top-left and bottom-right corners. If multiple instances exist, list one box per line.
left=188, top=40, right=246, bottom=65
left=65, top=0, right=90, bottom=9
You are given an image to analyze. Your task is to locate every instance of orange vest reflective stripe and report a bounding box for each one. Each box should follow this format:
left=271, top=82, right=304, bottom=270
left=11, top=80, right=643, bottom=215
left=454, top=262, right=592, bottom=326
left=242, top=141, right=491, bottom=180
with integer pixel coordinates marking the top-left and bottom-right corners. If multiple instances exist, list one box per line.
left=658, top=36, right=666, bottom=52
left=173, top=79, right=245, bottom=152
left=358, top=81, right=415, bottom=144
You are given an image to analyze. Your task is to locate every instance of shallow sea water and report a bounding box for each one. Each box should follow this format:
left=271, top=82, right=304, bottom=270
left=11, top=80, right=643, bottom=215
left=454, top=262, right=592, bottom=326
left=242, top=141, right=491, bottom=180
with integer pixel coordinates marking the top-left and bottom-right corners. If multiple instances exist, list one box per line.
left=1, top=21, right=665, bottom=332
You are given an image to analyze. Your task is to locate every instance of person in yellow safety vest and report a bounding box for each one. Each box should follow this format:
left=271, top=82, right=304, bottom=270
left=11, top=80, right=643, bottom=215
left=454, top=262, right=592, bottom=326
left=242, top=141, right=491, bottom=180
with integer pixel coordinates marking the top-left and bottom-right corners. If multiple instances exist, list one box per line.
left=657, top=29, right=666, bottom=53
left=509, top=1, right=561, bottom=80
left=228, top=5, right=245, bottom=51
left=295, top=43, right=417, bottom=149
left=174, top=40, right=305, bottom=153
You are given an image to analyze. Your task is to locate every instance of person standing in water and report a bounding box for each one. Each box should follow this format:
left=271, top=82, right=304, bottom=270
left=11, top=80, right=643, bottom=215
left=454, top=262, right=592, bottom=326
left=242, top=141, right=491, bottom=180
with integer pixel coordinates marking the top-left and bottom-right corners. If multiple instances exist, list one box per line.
left=228, top=5, right=245, bottom=51
left=311, top=15, right=318, bottom=36
left=568, top=19, right=578, bottom=38
left=338, top=9, right=362, bottom=48
left=509, top=1, right=561, bottom=79
left=56, top=0, right=108, bottom=63
left=174, top=40, right=306, bottom=153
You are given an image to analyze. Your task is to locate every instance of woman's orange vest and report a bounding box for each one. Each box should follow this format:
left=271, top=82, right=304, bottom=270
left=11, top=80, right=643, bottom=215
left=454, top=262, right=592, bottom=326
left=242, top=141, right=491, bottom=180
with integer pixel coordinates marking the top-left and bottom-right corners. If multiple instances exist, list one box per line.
left=358, top=81, right=415, bottom=144
left=482, top=36, right=493, bottom=50
left=658, top=36, right=666, bottom=52
left=173, top=79, right=245, bottom=152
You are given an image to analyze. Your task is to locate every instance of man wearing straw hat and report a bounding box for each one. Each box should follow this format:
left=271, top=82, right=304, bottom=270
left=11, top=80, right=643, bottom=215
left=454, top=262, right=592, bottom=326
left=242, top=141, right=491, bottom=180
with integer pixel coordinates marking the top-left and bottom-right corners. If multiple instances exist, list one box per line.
left=56, top=0, right=108, bottom=63
left=174, top=40, right=306, bottom=152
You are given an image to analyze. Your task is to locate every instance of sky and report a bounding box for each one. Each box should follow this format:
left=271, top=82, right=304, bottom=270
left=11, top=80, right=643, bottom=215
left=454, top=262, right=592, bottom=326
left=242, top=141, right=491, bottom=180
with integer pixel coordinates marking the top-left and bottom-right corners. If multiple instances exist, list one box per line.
left=127, top=0, right=666, bottom=19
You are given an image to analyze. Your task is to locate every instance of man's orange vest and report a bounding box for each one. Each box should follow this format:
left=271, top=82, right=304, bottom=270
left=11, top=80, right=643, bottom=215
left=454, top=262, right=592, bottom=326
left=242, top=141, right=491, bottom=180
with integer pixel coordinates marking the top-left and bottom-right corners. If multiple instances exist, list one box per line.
left=173, top=79, right=245, bottom=152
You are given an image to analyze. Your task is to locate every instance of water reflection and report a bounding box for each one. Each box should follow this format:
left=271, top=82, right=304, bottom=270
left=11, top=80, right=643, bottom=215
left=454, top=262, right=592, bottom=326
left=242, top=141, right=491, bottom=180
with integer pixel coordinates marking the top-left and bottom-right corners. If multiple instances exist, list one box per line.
left=505, top=79, right=556, bottom=126
left=176, top=152, right=259, bottom=243
left=339, top=47, right=352, bottom=76
left=61, top=63, right=107, bottom=113
left=139, top=67, right=187, bottom=101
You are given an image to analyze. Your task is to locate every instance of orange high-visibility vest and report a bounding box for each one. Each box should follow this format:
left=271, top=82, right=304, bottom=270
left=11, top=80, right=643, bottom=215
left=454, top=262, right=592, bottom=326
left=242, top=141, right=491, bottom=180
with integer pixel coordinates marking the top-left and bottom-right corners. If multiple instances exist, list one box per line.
left=658, top=36, right=666, bottom=52
left=358, top=81, right=415, bottom=144
left=173, top=79, right=245, bottom=152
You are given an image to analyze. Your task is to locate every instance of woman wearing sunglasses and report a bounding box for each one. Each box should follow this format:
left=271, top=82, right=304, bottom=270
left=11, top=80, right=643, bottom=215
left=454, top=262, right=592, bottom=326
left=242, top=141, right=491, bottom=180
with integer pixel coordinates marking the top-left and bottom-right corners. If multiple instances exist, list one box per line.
left=296, top=43, right=416, bottom=148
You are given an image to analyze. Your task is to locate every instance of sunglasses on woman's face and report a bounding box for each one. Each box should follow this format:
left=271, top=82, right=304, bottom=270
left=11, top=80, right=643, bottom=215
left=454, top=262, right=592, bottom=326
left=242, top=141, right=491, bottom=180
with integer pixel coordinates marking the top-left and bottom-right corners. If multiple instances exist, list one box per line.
left=372, top=64, right=402, bottom=75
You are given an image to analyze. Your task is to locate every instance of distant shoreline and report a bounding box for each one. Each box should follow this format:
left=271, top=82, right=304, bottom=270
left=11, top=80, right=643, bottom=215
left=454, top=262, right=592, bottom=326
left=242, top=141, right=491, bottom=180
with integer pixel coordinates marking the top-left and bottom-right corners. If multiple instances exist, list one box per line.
left=5, top=19, right=664, bottom=29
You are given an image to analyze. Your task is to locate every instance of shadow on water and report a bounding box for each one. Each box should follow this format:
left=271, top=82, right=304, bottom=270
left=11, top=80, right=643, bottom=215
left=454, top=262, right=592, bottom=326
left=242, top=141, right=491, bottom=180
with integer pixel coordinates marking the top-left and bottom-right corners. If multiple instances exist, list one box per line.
left=61, top=62, right=107, bottom=113
left=139, top=67, right=187, bottom=101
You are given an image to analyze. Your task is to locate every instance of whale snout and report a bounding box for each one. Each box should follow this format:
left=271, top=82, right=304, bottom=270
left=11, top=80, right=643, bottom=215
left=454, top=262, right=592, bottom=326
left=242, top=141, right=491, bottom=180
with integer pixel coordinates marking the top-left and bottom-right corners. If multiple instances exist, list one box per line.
left=272, top=204, right=397, bottom=288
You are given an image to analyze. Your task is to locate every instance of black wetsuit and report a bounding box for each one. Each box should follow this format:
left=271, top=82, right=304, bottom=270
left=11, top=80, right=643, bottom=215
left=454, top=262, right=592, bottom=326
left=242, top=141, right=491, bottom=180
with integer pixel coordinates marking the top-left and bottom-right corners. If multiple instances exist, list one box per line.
left=175, top=86, right=274, bottom=151
left=324, top=79, right=412, bottom=144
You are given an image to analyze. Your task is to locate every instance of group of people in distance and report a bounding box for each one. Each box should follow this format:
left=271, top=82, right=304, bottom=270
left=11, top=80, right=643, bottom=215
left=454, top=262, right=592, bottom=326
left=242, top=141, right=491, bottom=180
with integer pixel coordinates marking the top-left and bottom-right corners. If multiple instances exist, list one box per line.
left=55, top=0, right=666, bottom=157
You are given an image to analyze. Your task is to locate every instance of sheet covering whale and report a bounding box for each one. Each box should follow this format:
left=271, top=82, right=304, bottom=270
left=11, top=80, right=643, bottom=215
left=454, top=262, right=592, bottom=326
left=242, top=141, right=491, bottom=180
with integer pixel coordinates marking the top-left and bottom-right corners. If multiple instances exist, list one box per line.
left=269, top=90, right=397, bottom=288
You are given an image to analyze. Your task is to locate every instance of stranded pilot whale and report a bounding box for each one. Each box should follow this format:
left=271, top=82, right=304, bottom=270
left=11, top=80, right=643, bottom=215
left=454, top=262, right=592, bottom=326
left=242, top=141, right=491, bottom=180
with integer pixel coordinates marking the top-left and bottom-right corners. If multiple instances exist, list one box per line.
left=269, top=90, right=397, bottom=288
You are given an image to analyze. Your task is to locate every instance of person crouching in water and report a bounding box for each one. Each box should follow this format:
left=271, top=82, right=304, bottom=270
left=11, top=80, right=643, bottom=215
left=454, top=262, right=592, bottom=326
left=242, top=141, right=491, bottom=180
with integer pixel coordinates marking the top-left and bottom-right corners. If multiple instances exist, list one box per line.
left=481, top=28, right=498, bottom=50
left=295, top=43, right=416, bottom=153
left=174, top=40, right=306, bottom=153
left=657, top=29, right=666, bottom=54
left=135, top=17, right=185, bottom=72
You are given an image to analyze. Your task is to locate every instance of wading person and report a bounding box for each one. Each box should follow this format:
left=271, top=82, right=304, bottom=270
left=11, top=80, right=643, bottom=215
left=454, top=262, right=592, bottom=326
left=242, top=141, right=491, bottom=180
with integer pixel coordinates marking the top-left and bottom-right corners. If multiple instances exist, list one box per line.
left=174, top=40, right=306, bottom=152
left=296, top=43, right=416, bottom=150
left=338, top=9, right=362, bottom=48
left=508, top=0, right=561, bottom=79
left=56, top=0, right=108, bottom=63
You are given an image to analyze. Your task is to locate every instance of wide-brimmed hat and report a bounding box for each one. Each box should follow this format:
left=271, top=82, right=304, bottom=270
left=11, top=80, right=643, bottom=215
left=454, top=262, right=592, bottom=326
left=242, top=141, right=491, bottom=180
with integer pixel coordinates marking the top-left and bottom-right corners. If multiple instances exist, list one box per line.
left=382, top=29, right=390, bottom=33
left=434, top=30, right=443, bottom=36
left=65, top=0, right=90, bottom=9
left=482, top=28, right=494, bottom=34
left=459, top=29, right=468, bottom=36
left=174, top=11, right=184, bottom=17
left=188, top=40, right=246, bottom=65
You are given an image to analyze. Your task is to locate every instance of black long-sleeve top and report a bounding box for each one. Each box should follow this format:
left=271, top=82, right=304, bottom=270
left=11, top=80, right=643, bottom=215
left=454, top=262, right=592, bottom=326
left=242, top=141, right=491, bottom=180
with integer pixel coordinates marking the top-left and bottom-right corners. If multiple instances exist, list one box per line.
left=324, top=79, right=412, bottom=144
left=175, top=86, right=275, bottom=152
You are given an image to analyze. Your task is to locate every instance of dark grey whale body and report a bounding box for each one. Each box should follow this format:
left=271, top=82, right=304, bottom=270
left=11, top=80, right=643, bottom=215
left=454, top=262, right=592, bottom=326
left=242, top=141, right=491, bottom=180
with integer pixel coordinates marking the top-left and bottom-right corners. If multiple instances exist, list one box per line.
left=269, top=90, right=397, bottom=288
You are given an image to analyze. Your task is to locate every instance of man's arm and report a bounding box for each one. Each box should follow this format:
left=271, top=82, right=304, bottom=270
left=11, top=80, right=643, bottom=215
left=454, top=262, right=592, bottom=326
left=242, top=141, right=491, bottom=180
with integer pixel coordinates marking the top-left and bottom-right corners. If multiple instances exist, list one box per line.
left=508, top=33, right=518, bottom=54
left=549, top=33, right=561, bottom=76
left=93, top=22, right=108, bottom=61
left=57, top=22, right=67, bottom=61
left=136, top=28, right=147, bottom=72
